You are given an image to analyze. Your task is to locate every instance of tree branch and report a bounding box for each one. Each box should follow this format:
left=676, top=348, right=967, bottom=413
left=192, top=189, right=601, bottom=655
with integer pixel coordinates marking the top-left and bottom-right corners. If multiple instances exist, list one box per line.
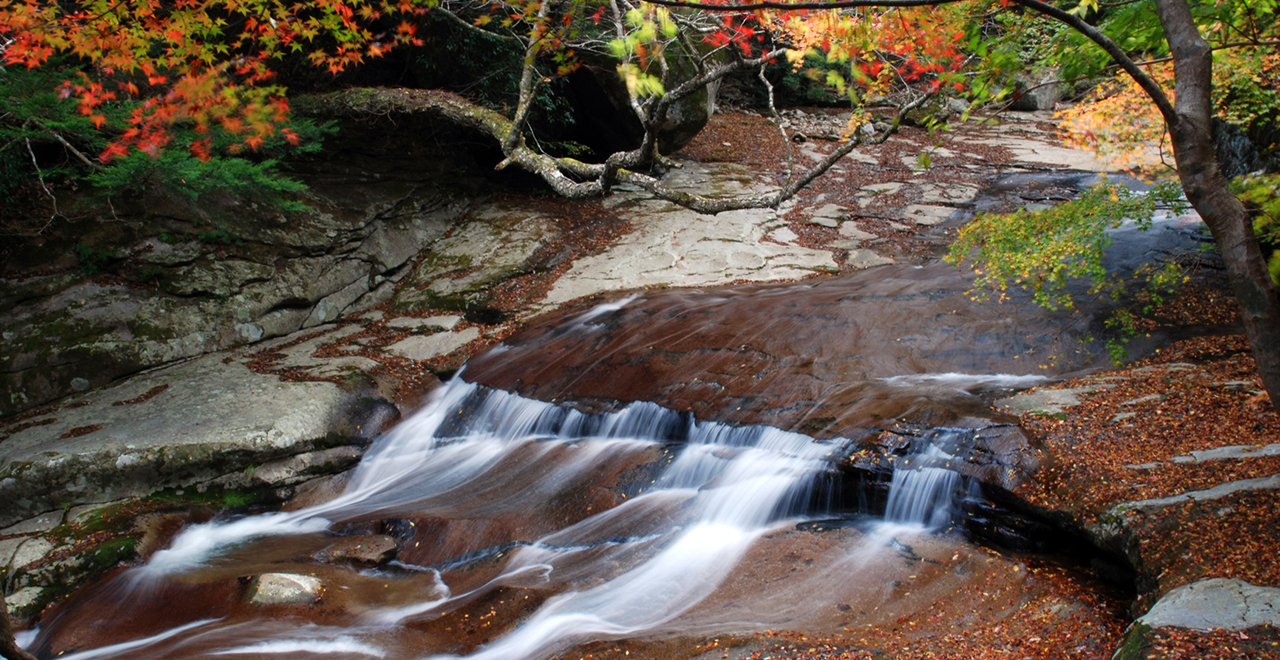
left=1121, top=39, right=1280, bottom=67
left=634, top=0, right=1178, bottom=129
left=431, top=7, right=522, bottom=44
left=613, top=91, right=929, bottom=213
left=503, top=0, right=556, bottom=153
left=296, top=82, right=931, bottom=216
left=1, top=598, right=38, bottom=660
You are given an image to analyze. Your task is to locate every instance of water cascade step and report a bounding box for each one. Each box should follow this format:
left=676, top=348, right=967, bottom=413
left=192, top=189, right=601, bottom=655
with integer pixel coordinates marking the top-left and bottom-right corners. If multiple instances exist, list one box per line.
left=33, top=380, right=894, bottom=660
left=24, top=377, right=1120, bottom=660
left=884, top=466, right=962, bottom=528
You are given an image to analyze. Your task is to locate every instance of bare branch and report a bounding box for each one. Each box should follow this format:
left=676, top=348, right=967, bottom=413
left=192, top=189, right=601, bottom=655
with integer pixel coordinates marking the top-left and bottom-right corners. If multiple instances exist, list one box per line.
left=430, top=7, right=522, bottom=43
left=1121, top=39, right=1280, bottom=67
left=503, top=0, right=556, bottom=152
left=757, top=63, right=796, bottom=186
left=23, top=118, right=103, bottom=170
left=27, top=138, right=62, bottom=224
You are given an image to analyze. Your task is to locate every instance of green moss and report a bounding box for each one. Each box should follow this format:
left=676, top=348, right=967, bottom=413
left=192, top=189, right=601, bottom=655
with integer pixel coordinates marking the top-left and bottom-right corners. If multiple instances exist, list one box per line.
left=87, top=536, right=139, bottom=570
left=1112, top=622, right=1152, bottom=660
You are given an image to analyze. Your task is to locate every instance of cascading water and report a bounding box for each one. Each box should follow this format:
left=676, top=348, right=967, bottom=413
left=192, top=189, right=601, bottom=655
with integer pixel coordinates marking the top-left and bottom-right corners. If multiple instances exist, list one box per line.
left=30, top=378, right=874, bottom=660
left=883, top=467, right=961, bottom=528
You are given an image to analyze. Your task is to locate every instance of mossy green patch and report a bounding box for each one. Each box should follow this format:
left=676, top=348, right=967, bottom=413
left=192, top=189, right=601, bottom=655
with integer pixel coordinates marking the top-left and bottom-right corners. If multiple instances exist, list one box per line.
left=1112, top=621, right=1152, bottom=660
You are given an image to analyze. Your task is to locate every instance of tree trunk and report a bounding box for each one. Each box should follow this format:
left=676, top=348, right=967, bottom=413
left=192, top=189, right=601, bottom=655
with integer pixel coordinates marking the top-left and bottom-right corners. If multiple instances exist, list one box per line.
left=1, top=599, right=37, bottom=660
left=1153, top=0, right=1280, bottom=404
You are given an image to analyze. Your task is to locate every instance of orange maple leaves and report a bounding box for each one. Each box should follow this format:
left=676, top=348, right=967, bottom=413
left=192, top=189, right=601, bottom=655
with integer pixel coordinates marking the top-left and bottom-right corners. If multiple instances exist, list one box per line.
left=1, top=0, right=434, bottom=162
left=758, top=3, right=972, bottom=100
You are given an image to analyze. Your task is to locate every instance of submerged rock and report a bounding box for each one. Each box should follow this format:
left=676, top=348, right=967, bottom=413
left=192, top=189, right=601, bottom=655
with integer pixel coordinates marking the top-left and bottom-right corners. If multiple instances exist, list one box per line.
left=312, top=534, right=398, bottom=567
left=247, top=573, right=324, bottom=605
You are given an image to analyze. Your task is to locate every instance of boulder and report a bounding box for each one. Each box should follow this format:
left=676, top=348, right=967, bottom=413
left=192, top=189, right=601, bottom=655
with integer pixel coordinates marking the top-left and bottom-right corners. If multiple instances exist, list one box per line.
left=0, top=340, right=391, bottom=528
left=1138, top=578, right=1280, bottom=632
left=904, top=96, right=971, bottom=126
left=1007, top=70, right=1062, bottom=112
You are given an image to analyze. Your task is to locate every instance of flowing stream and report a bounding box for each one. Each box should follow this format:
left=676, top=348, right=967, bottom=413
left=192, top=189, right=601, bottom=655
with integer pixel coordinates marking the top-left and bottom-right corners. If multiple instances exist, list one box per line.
left=23, top=180, right=1207, bottom=659
left=29, top=377, right=986, bottom=660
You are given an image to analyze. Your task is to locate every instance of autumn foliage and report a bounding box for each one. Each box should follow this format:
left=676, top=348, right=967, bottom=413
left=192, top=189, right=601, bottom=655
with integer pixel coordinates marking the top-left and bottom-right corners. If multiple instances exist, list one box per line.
left=1, top=0, right=431, bottom=161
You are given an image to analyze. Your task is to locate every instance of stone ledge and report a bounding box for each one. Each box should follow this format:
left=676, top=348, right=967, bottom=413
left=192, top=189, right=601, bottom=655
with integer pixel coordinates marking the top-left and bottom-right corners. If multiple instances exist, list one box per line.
left=1138, top=578, right=1280, bottom=632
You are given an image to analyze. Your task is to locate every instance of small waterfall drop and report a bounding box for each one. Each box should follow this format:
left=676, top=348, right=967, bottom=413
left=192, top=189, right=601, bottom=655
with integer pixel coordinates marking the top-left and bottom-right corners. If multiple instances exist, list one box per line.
left=884, top=466, right=961, bottom=528
left=56, top=378, right=856, bottom=660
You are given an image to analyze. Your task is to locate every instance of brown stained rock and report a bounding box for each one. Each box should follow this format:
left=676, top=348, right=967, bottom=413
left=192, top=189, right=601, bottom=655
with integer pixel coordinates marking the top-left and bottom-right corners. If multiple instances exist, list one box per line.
left=283, top=472, right=353, bottom=512
left=311, top=534, right=398, bottom=567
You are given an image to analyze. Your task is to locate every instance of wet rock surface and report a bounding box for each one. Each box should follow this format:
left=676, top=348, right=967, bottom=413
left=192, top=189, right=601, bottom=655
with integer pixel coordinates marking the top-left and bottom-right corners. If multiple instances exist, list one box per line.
left=312, top=534, right=398, bottom=567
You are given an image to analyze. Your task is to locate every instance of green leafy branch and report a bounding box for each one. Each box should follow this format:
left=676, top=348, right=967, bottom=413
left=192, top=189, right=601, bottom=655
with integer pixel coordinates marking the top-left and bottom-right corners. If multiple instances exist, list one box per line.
left=946, top=180, right=1190, bottom=360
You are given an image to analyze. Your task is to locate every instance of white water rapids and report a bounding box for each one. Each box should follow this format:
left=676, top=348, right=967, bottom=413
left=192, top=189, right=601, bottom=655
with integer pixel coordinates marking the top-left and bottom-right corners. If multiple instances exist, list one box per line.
left=29, top=375, right=976, bottom=660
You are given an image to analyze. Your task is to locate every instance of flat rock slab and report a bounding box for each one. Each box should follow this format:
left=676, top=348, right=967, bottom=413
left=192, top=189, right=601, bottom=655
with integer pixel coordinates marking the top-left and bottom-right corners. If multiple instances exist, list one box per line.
left=838, top=223, right=876, bottom=241
left=841, top=249, right=895, bottom=270
left=538, top=162, right=836, bottom=310
left=0, top=337, right=386, bottom=527
left=4, top=586, right=43, bottom=614
left=857, top=182, right=905, bottom=197
left=996, top=386, right=1101, bottom=416
left=386, top=328, right=481, bottom=361
left=1114, top=473, right=1280, bottom=513
left=1, top=511, right=63, bottom=536
left=386, top=315, right=463, bottom=331
left=1171, top=442, right=1280, bottom=463
left=312, top=534, right=398, bottom=567
left=253, top=323, right=379, bottom=379
left=766, top=227, right=800, bottom=244
left=919, top=183, right=980, bottom=205
left=901, top=204, right=956, bottom=226
left=1139, top=578, right=1280, bottom=632
left=9, top=537, right=53, bottom=571
left=808, top=203, right=851, bottom=227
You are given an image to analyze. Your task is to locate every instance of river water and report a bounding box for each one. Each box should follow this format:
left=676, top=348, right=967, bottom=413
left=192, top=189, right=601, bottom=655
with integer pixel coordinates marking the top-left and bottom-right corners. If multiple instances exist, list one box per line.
left=21, top=184, right=1209, bottom=660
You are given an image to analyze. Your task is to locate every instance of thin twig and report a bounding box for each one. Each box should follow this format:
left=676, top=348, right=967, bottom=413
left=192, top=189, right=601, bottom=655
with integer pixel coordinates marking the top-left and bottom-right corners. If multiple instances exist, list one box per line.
left=26, top=137, right=61, bottom=231
left=758, top=63, right=795, bottom=186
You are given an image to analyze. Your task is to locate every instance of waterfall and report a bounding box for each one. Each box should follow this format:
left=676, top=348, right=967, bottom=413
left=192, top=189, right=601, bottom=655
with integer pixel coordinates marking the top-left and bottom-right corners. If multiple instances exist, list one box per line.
left=86, top=378, right=849, bottom=660
left=883, top=467, right=961, bottom=528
